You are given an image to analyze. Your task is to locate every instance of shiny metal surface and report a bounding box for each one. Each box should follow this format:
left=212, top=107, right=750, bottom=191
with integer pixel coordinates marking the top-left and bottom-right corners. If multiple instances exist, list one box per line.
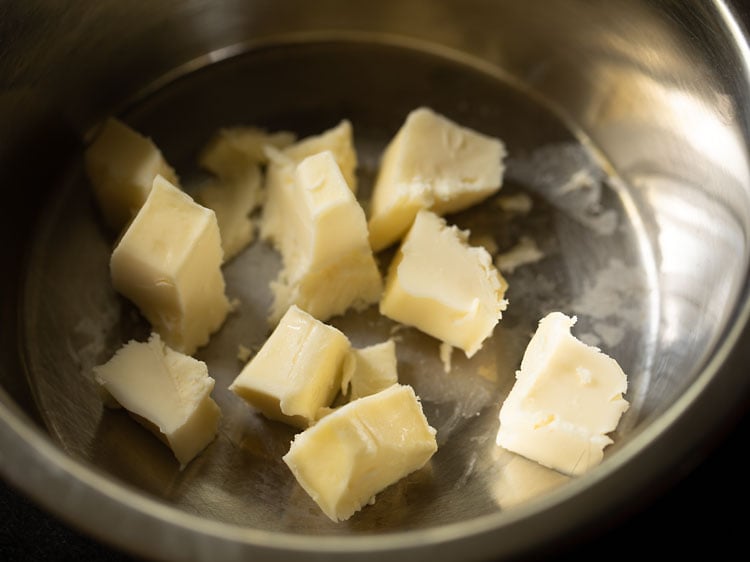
left=2, top=1, right=750, bottom=560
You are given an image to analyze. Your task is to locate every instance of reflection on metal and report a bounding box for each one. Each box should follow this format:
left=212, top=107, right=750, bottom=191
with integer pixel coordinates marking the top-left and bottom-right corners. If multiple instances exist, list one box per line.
left=491, top=451, right=570, bottom=510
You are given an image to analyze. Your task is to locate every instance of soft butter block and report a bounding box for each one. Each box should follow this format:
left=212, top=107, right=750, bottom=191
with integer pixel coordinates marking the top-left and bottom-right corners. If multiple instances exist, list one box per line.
left=282, top=119, right=358, bottom=192
left=496, top=312, right=630, bottom=476
left=380, top=210, right=508, bottom=357
left=229, top=305, right=350, bottom=428
left=84, top=117, right=179, bottom=231
left=265, top=151, right=382, bottom=324
left=197, top=126, right=294, bottom=261
left=110, top=175, right=231, bottom=355
left=93, top=333, right=220, bottom=468
left=368, top=107, right=505, bottom=251
left=199, top=126, right=296, bottom=177
left=261, top=120, right=358, bottom=247
left=196, top=163, right=263, bottom=261
left=341, top=340, right=399, bottom=400
left=283, top=384, right=437, bottom=521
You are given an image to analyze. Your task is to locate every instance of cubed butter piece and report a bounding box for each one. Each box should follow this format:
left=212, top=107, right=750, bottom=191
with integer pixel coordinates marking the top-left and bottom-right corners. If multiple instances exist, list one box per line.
left=496, top=312, right=630, bottom=476
left=197, top=125, right=288, bottom=261
left=229, top=305, right=350, bottom=428
left=265, top=151, right=382, bottom=324
left=93, top=333, right=220, bottom=468
left=368, top=107, right=506, bottom=251
left=110, top=175, right=231, bottom=355
left=380, top=210, right=508, bottom=357
left=196, top=163, right=263, bottom=261
left=261, top=120, right=358, bottom=246
left=282, top=119, right=358, bottom=192
left=283, top=384, right=437, bottom=521
left=341, top=340, right=399, bottom=400
left=84, top=117, right=178, bottom=231
left=199, top=126, right=296, bottom=177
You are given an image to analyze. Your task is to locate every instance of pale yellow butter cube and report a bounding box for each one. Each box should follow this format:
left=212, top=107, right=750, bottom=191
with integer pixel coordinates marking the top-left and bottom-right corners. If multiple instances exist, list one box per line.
left=93, top=333, right=220, bottom=468
left=197, top=125, right=288, bottom=261
left=110, top=175, right=231, bottom=355
left=496, top=312, right=630, bottom=475
left=199, top=126, right=296, bottom=177
left=261, top=120, right=358, bottom=247
left=341, top=340, right=399, bottom=400
left=196, top=163, right=263, bottom=261
left=368, top=107, right=506, bottom=251
left=283, top=384, right=437, bottom=521
left=229, top=305, right=350, bottom=428
left=282, top=119, right=358, bottom=192
left=84, top=117, right=178, bottom=231
left=380, top=210, right=508, bottom=357
left=265, top=151, right=382, bottom=324
left=258, top=150, right=296, bottom=247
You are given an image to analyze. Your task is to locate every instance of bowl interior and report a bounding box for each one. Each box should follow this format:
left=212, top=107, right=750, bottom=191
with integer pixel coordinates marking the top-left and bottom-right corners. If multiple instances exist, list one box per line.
left=17, top=38, right=673, bottom=531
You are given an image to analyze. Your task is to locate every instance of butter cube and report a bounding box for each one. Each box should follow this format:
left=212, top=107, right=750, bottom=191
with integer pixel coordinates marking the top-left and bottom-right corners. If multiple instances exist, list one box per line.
left=199, top=126, right=296, bottom=177
left=84, top=117, right=178, bottom=231
left=380, top=210, right=508, bottom=357
left=261, top=120, right=358, bottom=247
left=93, top=333, right=220, bottom=468
left=197, top=126, right=290, bottom=261
left=196, top=164, right=263, bottom=261
left=282, top=119, right=358, bottom=192
left=110, top=175, right=231, bottom=355
left=341, top=340, right=399, bottom=400
left=496, top=312, right=630, bottom=475
left=368, top=107, right=506, bottom=251
left=229, top=305, right=350, bottom=428
left=283, top=384, right=437, bottom=521
left=265, top=151, right=382, bottom=324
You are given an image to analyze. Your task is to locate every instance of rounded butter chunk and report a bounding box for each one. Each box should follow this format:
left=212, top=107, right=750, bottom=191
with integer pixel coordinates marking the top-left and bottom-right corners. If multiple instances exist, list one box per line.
left=196, top=163, right=263, bottom=262
left=110, top=175, right=231, bottom=355
left=283, top=384, right=437, bottom=521
left=261, top=120, right=358, bottom=249
left=93, top=332, right=220, bottom=469
left=198, top=126, right=296, bottom=176
left=229, top=305, right=351, bottom=428
left=380, top=210, right=508, bottom=357
left=264, top=151, right=382, bottom=324
left=368, top=106, right=506, bottom=251
left=84, top=117, right=178, bottom=231
left=341, top=340, right=399, bottom=400
left=496, top=312, right=630, bottom=476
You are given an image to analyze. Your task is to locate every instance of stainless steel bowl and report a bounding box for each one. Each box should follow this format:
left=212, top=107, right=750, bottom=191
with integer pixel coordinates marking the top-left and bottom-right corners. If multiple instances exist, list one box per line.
left=2, top=1, right=750, bottom=560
